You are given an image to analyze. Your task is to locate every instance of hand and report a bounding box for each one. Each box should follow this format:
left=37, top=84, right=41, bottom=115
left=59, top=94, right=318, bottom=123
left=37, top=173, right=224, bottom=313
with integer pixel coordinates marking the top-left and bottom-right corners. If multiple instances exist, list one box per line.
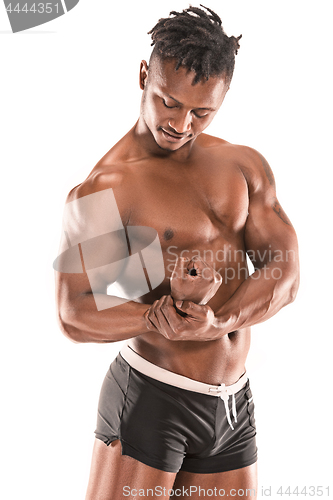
left=170, top=256, right=222, bottom=305
left=144, top=295, right=221, bottom=341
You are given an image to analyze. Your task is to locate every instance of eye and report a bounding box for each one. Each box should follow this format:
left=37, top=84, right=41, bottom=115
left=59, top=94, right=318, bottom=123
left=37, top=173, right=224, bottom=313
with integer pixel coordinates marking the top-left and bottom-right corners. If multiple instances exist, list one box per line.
left=193, top=111, right=208, bottom=119
left=162, top=99, right=177, bottom=109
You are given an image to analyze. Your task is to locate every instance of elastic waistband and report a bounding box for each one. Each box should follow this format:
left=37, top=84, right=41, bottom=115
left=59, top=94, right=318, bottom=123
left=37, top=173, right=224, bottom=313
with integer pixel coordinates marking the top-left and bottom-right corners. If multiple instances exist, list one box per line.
left=120, top=343, right=247, bottom=430
left=120, top=343, right=248, bottom=398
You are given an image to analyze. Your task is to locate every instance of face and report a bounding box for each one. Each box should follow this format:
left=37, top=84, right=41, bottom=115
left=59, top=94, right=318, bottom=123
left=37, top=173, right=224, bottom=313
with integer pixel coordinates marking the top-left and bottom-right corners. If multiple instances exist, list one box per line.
left=139, top=57, right=229, bottom=152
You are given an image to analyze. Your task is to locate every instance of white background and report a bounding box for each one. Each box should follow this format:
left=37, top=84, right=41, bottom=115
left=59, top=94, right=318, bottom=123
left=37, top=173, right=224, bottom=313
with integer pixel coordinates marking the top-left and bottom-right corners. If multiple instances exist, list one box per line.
left=1, top=1, right=332, bottom=498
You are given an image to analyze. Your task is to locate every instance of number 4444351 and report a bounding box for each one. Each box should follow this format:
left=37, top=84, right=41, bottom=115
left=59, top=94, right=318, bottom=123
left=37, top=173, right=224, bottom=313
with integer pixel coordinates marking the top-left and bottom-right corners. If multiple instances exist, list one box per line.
left=6, top=3, right=60, bottom=14
left=276, top=486, right=330, bottom=496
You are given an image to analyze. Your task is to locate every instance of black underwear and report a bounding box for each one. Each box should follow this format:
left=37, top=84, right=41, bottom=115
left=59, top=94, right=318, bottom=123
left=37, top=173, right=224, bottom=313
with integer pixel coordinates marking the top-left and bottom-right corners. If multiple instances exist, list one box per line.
left=94, top=353, right=258, bottom=473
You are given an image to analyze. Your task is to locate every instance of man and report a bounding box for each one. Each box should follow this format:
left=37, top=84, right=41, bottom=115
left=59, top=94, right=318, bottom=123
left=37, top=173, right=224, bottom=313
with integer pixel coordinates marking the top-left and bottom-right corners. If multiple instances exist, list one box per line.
left=55, top=5, right=299, bottom=499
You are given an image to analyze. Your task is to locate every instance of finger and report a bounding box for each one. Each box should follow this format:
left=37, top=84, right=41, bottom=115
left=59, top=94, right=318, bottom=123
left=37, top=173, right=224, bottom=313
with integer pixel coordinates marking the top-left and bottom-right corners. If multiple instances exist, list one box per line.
left=199, top=261, right=223, bottom=288
left=175, top=300, right=208, bottom=318
left=144, top=309, right=158, bottom=331
left=199, top=278, right=222, bottom=305
left=150, top=296, right=172, bottom=326
left=214, top=270, right=223, bottom=284
left=171, top=256, right=189, bottom=283
left=158, top=295, right=178, bottom=325
left=147, top=299, right=164, bottom=330
left=189, top=257, right=215, bottom=282
left=154, top=295, right=181, bottom=338
left=188, top=256, right=204, bottom=276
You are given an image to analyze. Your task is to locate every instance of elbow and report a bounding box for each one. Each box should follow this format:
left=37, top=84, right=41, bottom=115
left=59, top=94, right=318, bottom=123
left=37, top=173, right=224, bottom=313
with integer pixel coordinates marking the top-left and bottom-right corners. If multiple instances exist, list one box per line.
left=289, top=276, right=300, bottom=304
left=286, top=237, right=300, bottom=305
left=283, top=267, right=300, bottom=306
left=56, top=309, right=85, bottom=344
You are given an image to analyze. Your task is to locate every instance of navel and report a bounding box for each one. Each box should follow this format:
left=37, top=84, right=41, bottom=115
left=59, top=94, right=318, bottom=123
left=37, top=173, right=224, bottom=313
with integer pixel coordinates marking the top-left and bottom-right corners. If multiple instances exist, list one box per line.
left=163, top=228, right=174, bottom=241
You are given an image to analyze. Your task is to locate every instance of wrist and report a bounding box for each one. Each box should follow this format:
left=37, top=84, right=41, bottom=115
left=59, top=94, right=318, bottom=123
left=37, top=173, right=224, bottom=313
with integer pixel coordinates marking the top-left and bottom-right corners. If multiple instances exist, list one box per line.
left=214, top=309, right=238, bottom=336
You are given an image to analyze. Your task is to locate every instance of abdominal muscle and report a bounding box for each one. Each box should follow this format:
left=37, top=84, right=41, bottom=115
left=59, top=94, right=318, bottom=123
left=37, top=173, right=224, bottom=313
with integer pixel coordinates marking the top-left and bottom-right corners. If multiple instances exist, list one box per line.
left=125, top=243, right=251, bottom=385
left=125, top=269, right=252, bottom=386
left=128, top=328, right=251, bottom=386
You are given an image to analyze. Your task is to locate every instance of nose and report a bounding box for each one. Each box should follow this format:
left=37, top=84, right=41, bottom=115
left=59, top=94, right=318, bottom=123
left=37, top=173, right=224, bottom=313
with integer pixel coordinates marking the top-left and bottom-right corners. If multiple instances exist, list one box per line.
left=168, top=111, right=192, bottom=135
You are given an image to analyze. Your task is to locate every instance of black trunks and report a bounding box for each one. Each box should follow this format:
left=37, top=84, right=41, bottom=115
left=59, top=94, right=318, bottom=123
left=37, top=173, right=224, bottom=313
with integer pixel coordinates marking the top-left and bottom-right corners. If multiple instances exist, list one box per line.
left=94, top=352, right=257, bottom=474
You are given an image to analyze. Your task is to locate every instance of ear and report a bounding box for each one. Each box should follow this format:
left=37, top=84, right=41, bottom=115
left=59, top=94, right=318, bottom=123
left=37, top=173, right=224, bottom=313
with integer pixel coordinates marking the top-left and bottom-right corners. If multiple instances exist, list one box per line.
left=139, top=60, right=149, bottom=90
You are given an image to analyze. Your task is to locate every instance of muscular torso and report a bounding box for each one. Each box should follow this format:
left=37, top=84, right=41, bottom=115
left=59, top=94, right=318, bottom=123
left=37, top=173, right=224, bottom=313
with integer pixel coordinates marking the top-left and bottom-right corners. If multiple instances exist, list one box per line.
left=83, top=131, right=252, bottom=385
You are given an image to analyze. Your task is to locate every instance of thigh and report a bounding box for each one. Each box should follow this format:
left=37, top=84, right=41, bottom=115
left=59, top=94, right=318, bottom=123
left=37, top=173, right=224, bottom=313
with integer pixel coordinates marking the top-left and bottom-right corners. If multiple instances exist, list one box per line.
left=85, top=438, right=177, bottom=500
left=173, top=462, right=258, bottom=500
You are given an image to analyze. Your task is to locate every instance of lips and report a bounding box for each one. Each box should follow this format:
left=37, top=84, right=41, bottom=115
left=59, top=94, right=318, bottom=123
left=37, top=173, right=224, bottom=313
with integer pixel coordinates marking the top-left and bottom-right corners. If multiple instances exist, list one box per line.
left=161, top=128, right=188, bottom=143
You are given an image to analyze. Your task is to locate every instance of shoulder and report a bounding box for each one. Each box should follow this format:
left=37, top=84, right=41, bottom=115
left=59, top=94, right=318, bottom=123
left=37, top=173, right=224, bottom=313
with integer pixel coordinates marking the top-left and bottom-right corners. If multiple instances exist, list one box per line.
left=65, top=129, right=137, bottom=204
left=234, top=145, right=275, bottom=190
left=198, top=133, right=268, bottom=168
left=221, top=143, right=276, bottom=197
left=65, top=163, right=127, bottom=205
left=64, top=160, right=134, bottom=228
left=199, top=134, right=275, bottom=191
left=197, top=132, right=229, bottom=148
left=61, top=163, right=129, bottom=245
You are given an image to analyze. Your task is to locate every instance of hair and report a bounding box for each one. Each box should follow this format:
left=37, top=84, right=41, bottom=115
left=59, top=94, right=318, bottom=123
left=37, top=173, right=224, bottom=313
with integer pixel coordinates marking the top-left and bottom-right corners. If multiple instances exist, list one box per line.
left=148, top=4, right=242, bottom=85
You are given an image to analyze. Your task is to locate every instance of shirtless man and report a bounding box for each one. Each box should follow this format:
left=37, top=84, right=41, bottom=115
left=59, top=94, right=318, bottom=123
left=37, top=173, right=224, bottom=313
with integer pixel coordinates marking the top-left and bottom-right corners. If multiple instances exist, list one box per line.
left=55, top=5, right=299, bottom=500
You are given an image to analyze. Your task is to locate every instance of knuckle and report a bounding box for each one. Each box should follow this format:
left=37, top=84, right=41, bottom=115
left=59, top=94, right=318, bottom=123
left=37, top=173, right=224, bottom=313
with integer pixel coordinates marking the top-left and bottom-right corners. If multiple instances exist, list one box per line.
left=178, top=325, right=186, bottom=335
left=203, top=307, right=210, bottom=318
left=165, top=329, right=176, bottom=340
left=173, top=325, right=182, bottom=336
left=145, top=318, right=153, bottom=330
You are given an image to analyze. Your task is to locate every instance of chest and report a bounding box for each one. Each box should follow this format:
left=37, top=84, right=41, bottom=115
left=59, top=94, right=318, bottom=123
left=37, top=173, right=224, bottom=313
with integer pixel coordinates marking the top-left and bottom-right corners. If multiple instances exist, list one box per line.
left=117, top=162, right=249, bottom=250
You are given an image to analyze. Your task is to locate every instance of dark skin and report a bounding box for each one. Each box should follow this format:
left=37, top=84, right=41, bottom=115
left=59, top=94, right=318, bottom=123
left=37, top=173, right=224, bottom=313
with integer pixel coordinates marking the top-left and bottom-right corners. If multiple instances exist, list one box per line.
left=55, top=57, right=299, bottom=500
left=169, top=256, right=223, bottom=305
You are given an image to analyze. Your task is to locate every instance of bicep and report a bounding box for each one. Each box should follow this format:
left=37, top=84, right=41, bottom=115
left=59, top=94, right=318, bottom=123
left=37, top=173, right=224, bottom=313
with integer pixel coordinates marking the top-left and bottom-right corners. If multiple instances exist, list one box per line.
left=54, top=185, right=130, bottom=301
left=244, top=194, right=297, bottom=268
left=242, top=151, right=298, bottom=268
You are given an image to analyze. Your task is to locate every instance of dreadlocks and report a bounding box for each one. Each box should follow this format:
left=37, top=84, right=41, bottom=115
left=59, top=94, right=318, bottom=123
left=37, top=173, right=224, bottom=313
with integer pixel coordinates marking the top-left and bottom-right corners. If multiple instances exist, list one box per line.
left=148, top=5, right=241, bottom=85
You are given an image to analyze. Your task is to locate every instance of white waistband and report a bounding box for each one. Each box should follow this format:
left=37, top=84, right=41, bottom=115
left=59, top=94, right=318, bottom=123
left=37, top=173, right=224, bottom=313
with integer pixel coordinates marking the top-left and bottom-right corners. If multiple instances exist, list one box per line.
left=120, top=344, right=248, bottom=398
left=120, top=344, right=248, bottom=431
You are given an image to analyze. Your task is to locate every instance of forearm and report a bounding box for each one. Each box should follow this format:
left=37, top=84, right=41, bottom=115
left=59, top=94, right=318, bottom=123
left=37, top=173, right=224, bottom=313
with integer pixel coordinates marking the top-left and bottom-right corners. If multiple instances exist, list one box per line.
left=215, top=263, right=299, bottom=334
left=58, top=292, right=151, bottom=343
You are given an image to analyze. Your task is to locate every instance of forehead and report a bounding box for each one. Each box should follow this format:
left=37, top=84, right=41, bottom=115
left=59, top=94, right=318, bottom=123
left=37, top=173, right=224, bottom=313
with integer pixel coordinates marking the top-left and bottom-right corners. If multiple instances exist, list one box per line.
left=148, top=57, right=228, bottom=108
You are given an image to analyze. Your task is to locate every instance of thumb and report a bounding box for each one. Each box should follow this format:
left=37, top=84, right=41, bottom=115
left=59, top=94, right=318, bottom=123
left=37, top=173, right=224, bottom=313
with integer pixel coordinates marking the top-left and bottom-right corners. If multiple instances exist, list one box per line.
left=175, top=300, right=197, bottom=314
left=171, top=256, right=189, bottom=283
